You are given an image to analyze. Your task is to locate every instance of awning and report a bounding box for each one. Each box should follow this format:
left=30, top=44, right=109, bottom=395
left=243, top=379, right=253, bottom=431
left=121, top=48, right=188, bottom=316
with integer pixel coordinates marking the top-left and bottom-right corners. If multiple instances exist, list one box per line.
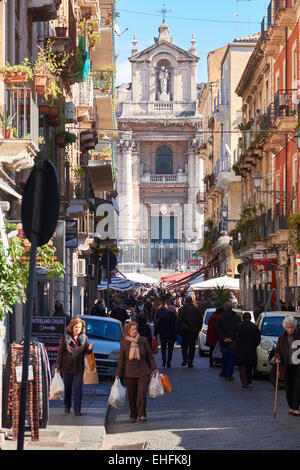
left=88, top=161, right=114, bottom=194
left=191, top=275, right=240, bottom=291
left=98, top=274, right=140, bottom=291
left=123, top=272, right=159, bottom=285
left=161, top=272, right=191, bottom=283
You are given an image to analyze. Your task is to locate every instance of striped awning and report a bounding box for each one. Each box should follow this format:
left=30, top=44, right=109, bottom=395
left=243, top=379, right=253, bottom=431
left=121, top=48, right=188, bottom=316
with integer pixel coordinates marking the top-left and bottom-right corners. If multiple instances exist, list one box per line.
left=97, top=274, right=140, bottom=291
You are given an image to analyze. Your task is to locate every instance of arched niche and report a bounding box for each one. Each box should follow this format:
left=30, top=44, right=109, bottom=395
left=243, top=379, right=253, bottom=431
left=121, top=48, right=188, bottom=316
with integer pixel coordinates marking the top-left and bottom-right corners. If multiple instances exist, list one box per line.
left=155, top=58, right=173, bottom=101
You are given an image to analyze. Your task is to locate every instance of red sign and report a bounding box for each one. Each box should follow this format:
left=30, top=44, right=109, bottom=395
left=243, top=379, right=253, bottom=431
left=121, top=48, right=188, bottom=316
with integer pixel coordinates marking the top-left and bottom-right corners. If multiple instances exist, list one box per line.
left=253, top=253, right=278, bottom=271
left=187, top=259, right=202, bottom=266
left=297, top=255, right=300, bottom=267
left=227, top=269, right=233, bottom=277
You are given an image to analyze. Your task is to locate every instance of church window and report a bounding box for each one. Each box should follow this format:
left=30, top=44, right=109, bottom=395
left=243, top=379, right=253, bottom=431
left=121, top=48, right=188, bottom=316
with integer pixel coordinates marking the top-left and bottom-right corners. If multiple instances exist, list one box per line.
left=156, top=145, right=173, bottom=174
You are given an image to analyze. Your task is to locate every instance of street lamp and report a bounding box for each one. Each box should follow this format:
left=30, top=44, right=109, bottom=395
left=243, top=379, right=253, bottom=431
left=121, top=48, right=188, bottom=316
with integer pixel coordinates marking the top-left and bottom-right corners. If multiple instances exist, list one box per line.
left=221, top=207, right=239, bottom=223
left=253, top=171, right=290, bottom=202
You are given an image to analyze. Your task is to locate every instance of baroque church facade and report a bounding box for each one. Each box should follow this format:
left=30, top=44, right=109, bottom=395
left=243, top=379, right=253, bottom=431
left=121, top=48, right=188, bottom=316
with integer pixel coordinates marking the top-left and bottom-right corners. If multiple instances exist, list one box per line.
left=115, top=22, right=204, bottom=270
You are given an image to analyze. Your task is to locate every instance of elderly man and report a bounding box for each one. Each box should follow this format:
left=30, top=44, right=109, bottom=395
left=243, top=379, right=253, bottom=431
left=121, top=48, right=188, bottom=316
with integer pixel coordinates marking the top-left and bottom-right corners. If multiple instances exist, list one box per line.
left=275, top=316, right=300, bottom=416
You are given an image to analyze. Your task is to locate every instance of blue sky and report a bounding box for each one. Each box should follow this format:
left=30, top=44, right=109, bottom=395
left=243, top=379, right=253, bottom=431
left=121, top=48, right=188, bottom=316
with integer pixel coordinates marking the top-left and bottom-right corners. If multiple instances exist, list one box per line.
left=115, top=0, right=268, bottom=85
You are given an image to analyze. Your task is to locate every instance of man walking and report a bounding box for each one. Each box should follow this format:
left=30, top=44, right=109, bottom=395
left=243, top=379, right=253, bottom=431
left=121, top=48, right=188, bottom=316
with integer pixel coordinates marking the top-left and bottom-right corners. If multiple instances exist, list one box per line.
left=90, top=299, right=106, bottom=316
left=216, top=302, right=241, bottom=381
left=175, top=297, right=202, bottom=368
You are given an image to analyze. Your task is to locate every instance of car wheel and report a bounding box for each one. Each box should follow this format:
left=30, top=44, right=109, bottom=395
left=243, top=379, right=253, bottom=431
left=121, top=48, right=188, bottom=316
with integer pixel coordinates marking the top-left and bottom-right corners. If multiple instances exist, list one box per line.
left=270, top=364, right=285, bottom=389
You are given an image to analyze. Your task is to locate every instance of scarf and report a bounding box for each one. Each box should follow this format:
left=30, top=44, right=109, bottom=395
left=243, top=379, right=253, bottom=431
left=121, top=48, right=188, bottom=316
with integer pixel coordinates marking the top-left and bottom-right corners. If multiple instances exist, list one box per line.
left=126, top=333, right=140, bottom=360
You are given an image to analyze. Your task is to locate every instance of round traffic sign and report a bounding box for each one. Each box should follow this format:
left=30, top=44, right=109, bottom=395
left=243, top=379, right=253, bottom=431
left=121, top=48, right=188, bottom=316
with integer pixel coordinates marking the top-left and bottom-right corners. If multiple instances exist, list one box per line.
left=297, top=254, right=300, bottom=267
left=100, top=249, right=117, bottom=271
left=21, top=160, right=60, bottom=247
left=227, top=268, right=233, bottom=277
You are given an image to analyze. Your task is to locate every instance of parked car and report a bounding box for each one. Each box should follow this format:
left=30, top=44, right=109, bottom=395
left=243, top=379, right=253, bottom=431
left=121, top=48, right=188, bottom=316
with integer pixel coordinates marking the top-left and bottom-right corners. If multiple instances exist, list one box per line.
left=198, top=307, right=243, bottom=357
left=255, top=311, right=300, bottom=385
left=80, top=315, right=124, bottom=377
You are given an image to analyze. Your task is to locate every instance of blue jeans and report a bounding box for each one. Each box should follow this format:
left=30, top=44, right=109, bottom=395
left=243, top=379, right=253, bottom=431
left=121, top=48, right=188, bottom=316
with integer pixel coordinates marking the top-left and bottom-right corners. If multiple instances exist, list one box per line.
left=221, top=345, right=234, bottom=378
left=63, top=373, right=83, bottom=412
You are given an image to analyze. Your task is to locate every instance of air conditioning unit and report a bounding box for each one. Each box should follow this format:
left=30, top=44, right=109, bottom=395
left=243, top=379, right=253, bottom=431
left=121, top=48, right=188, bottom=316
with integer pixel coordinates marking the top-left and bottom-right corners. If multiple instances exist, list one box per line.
left=77, top=259, right=86, bottom=277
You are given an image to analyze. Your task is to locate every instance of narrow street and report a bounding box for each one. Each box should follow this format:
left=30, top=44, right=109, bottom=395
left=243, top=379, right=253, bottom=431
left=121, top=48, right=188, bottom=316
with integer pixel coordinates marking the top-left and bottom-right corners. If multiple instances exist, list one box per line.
left=105, top=348, right=300, bottom=451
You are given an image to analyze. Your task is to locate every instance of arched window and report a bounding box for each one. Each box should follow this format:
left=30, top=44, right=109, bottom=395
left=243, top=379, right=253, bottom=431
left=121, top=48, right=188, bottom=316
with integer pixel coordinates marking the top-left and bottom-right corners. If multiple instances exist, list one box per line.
left=156, top=145, right=173, bottom=174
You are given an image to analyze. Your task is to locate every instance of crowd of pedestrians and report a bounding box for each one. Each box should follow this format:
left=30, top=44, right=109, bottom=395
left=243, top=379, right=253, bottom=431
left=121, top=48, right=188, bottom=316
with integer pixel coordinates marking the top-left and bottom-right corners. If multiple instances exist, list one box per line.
left=85, top=284, right=300, bottom=421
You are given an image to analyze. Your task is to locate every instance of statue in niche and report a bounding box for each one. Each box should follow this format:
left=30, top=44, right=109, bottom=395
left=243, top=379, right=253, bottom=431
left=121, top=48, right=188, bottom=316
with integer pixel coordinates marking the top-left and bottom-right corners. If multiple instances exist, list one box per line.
left=158, top=66, right=170, bottom=101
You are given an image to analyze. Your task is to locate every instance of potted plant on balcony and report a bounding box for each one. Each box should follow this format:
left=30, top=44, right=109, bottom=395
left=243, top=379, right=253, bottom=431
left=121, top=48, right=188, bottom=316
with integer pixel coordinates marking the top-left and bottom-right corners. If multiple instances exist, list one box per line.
left=55, top=10, right=67, bottom=37
left=0, top=59, right=33, bottom=85
left=0, top=113, right=16, bottom=139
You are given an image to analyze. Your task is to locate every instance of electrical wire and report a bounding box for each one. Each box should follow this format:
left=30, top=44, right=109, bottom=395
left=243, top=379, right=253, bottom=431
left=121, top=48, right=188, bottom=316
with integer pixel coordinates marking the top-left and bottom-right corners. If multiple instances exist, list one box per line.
left=117, top=8, right=261, bottom=25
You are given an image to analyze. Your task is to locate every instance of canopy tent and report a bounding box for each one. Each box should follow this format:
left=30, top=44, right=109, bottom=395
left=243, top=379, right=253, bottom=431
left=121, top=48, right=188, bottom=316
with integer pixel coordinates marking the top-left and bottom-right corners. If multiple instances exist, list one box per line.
left=161, top=272, right=191, bottom=284
left=97, top=274, right=140, bottom=291
left=123, top=272, right=159, bottom=285
left=191, top=275, right=240, bottom=291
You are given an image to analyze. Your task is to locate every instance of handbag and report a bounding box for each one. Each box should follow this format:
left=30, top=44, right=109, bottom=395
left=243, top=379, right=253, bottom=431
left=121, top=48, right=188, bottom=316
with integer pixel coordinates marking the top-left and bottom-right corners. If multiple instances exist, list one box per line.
left=159, top=374, right=172, bottom=393
left=152, top=338, right=158, bottom=354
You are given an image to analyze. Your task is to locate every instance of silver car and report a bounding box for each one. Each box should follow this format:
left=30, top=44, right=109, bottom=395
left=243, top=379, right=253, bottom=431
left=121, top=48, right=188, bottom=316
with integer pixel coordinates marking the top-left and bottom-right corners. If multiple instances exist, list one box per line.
left=80, top=315, right=124, bottom=377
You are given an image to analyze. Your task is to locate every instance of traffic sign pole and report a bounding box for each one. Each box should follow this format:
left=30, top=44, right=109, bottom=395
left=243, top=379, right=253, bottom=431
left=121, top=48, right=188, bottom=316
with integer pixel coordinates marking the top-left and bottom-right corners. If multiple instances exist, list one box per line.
left=17, top=160, right=43, bottom=450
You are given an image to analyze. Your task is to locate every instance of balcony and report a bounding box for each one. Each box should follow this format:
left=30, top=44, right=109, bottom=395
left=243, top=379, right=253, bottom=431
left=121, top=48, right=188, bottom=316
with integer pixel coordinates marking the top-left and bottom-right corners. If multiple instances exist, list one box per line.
left=274, top=89, right=298, bottom=129
left=92, top=70, right=113, bottom=97
left=0, top=86, right=39, bottom=171
left=215, top=156, right=241, bottom=187
left=28, top=0, right=61, bottom=22
left=118, top=101, right=197, bottom=118
left=78, top=0, right=101, bottom=18
left=78, top=209, right=95, bottom=237
left=140, top=172, right=188, bottom=185
left=89, top=138, right=113, bottom=162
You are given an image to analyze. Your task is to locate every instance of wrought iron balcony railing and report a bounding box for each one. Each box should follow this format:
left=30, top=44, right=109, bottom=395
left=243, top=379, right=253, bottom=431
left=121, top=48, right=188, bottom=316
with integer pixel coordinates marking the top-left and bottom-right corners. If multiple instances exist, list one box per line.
left=274, top=89, right=297, bottom=120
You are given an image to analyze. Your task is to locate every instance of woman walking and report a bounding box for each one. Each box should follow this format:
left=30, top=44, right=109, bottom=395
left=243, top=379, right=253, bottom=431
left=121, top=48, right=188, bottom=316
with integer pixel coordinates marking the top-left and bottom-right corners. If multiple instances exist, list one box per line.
left=206, top=307, right=223, bottom=368
left=233, top=312, right=261, bottom=388
left=275, top=316, right=300, bottom=416
left=55, top=317, right=93, bottom=416
left=115, top=321, right=158, bottom=422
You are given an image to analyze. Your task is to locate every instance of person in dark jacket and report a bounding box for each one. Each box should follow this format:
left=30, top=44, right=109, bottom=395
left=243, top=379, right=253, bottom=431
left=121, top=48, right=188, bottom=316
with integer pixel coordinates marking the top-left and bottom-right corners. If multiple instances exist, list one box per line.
left=55, top=317, right=93, bottom=416
left=156, top=299, right=177, bottom=367
left=115, top=321, right=158, bottom=422
left=206, top=307, right=223, bottom=367
left=275, top=316, right=300, bottom=416
left=136, top=313, right=152, bottom=349
left=175, top=297, right=202, bottom=368
left=52, top=300, right=70, bottom=326
left=90, top=299, right=106, bottom=316
left=233, top=312, right=261, bottom=388
left=253, top=302, right=265, bottom=322
left=216, top=302, right=241, bottom=381
left=110, top=300, right=128, bottom=324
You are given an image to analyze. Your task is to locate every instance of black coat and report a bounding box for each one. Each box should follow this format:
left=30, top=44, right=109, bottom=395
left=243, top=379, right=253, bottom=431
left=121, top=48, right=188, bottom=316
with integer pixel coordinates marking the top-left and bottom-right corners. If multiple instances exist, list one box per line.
left=110, top=307, right=128, bottom=324
left=233, top=321, right=261, bottom=366
left=137, top=321, right=153, bottom=348
left=216, top=309, right=241, bottom=347
left=156, top=309, right=177, bottom=342
left=175, top=304, right=202, bottom=340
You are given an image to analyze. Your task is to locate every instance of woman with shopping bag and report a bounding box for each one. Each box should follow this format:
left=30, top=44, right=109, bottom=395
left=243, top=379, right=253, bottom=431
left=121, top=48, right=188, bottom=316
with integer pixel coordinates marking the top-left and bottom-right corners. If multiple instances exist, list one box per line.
left=115, top=321, right=158, bottom=423
left=55, top=317, right=93, bottom=416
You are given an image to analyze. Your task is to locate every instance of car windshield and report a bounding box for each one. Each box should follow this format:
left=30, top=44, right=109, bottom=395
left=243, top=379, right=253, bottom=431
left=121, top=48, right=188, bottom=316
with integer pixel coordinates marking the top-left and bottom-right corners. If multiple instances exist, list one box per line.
left=84, top=319, right=121, bottom=342
left=261, top=316, right=300, bottom=336
left=204, top=310, right=216, bottom=325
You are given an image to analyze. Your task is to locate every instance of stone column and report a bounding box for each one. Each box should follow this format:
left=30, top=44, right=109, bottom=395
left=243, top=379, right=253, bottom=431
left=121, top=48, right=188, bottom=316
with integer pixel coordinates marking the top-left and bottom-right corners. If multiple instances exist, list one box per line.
left=117, top=137, right=135, bottom=243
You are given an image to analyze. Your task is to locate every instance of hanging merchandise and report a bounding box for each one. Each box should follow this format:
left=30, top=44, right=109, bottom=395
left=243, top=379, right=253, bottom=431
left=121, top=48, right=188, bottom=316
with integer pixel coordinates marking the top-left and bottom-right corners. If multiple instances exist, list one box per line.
left=2, top=341, right=50, bottom=441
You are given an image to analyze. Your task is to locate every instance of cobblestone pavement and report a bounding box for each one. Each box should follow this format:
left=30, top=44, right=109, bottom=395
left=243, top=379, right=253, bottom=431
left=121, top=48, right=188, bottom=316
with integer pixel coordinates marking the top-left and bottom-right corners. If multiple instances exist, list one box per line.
left=104, top=348, right=300, bottom=450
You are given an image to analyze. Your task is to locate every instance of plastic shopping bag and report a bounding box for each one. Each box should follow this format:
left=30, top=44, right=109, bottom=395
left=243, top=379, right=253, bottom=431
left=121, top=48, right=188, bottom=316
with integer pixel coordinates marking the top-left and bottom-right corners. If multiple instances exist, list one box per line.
left=108, top=378, right=126, bottom=409
left=149, top=372, right=164, bottom=399
left=212, top=341, right=223, bottom=360
left=49, top=372, right=64, bottom=400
